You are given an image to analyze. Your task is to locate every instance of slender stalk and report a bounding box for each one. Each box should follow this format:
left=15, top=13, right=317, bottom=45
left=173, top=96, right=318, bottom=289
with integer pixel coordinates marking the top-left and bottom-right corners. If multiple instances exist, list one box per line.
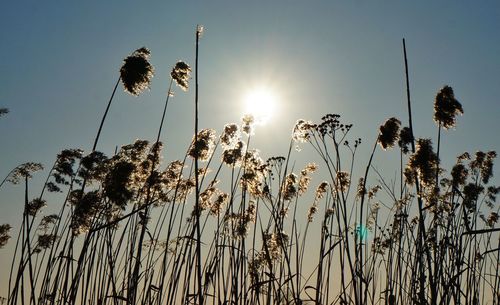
left=436, top=123, right=442, bottom=187
left=68, top=75, right=121, bottom=304
left=92, top=76, right=121, bottom=152
left=194, top=25, right=204, bottom=305
left=156, top=79, right=174, bottom=143
left=402, top=39, right=415, bottom=154
left=403, top=38, right=435, bottom=304
left=358, top=138, right=378, bottom=304
left=24, top=177, right=36, bottom=305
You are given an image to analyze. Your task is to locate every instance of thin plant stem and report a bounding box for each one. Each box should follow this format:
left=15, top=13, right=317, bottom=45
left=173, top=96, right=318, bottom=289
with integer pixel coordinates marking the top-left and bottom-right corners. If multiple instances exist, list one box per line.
left=403, top=38, right=436, bottom=304
left=92, top=76, right=121, bottom=152
left=194, top=25, right=203, bottom=305
left=156, top=79, right=174, bottom=143
left=402, top=39, right=415, bottom=154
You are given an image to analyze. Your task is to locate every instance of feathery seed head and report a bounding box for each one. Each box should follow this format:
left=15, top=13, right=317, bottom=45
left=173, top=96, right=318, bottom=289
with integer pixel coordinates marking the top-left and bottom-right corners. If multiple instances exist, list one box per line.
left=292, top=119, right=315, bottom=143
left=27, top=198, right=46, bottom=217
left=120, top=47, right=154, bottom=96
left=171, top=61, right=191, bottom=91
left=242, top=114, right=255, bottom=135
left=336, top=171, right=351, bottom=192
left=434, top=85, right=463, bottom=129
left=0, top=224, right=12, bottom=248
left=451, top=163, right=468, bottom=187
left=7, top=162, right=44, bottom=184
left=378, top=117, right=401, bottom=150
left=315, top=181, right=329, bottom=199
left=220, top=123, right=241, bottom=149
left=36, top=234, right=57, bottom=250
left=282, top=173, right=298, bottom=201
left=407, top=139, right=439, bottom=187
left=222, top=140, right=245, bottom=167
left=398, top=126, right=413, bottom=154
left=189, top=129, right=216, bottom=162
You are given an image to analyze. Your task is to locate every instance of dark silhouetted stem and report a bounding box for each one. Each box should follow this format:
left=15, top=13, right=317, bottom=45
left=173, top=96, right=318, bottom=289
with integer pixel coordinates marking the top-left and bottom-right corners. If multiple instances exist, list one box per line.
left=25, top=178, right=36, bottom=305
left=436, top=123, right=442, bottom=187
left=403, top=39, right=415, bottom=153
left=403, top=38, right=435, bottom=305
left=358, top=138, right=378, bottom=304
left=68, top=76, right=120, bottom=304
left=92, top=76, right=121, bottom=152
left=156, top=79, right=174, bottom=143
left=194, top=26, right=203, bottom=305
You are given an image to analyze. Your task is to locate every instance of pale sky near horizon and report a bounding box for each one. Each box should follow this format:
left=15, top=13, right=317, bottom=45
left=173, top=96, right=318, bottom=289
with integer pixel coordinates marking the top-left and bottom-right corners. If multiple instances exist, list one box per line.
left=1, top=0, right=499, bottom=296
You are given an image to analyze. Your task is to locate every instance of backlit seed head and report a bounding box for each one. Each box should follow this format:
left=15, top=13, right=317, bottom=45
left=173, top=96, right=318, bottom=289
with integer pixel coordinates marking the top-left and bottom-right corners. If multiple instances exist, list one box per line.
left=378, top=117, right=401, bottom=150
left=220, top=123, right=240, bottom=149
left=451, top=163, right=468, bottom=187
left=398, top=126, right=413, bottom=154
left=242, top=114, right=255, bottom=135
left=188, top=129, right=216, bottom=162
left=6, top=162, right=44, bottom=184
left=0, top=224, right=12, bottom=248
left=315, top=181, right=329, bottom=199
left=171, top=61, right=191, bottom=91
left=27, top=198, right=46, bottom=217
left=434, top=85, right=463, bottom=129
left=222, top=140, right=245, bottom=167
left=292, top=119, right=315, bottom=143
left=36, top=234, right=57, bottom=250
left=407, top=139, right=439, bottom=187
left=336, top=171, right=351, bottom=192
left=120, top=47, right=154, bottom=96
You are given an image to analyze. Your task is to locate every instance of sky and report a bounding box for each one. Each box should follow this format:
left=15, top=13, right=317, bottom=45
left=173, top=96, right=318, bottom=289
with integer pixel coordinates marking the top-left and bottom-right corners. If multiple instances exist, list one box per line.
left=1, top=0, right=499, bottom=296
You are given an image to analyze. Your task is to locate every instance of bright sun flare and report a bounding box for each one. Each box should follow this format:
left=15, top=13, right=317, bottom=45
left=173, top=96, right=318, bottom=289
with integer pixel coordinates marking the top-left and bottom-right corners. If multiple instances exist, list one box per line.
left=243, top=87, right=277, bottom=125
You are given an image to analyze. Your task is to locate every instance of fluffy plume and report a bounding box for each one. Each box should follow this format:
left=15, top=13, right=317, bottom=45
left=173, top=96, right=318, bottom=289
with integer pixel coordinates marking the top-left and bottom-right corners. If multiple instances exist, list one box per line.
left=378, top=117, right=401, bottom=150
left=434, top=85, right=463, bottom=129
left=171, top=61, right=191, bottom=91
left=120, top=47, right=154, bottom=96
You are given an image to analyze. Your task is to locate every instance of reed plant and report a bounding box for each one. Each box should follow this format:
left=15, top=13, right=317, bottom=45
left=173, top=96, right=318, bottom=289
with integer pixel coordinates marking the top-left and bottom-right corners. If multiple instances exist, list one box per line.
left=0, top=29, right=498, bottom=305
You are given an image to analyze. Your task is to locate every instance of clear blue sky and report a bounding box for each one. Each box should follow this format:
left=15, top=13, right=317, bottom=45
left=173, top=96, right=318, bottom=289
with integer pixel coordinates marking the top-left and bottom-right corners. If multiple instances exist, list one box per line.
left=1, top=0, right=499, bottom=292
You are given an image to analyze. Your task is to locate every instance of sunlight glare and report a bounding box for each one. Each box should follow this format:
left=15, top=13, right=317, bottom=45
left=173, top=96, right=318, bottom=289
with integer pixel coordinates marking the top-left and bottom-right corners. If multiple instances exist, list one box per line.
left=243, top=87, right=277, bottom=125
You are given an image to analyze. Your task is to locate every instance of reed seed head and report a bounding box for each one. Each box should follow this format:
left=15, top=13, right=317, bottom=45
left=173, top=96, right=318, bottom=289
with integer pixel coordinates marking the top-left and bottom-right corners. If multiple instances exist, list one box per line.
left=220, top=123, right=240, bottom=149
left=434, top=85, right=463, bottom=129
left=378, top=117, right=401, bottom=150
left=0, top=224, right=11, bottom=248
left=27, top=198, right=46, bottom=216
left=171, top=61, right=191, bottom=91
left=407, top=138, right=439, bottom=187
left=7, top=162, right=44, bottom=184
left=120, top=47, right=154, bottom=96
left=398, top=126, right=413, bottom=154
left=222, top=140, right=245, bottom=166
left=242, top=114, right=255, bottom=135
left=188, top=129, right=216, bottom=162
left=292, top=119, right=315, bottom=143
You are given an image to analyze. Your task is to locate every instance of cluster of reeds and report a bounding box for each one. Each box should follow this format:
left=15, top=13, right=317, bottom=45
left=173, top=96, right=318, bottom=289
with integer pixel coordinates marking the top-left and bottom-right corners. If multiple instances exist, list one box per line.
left=0, top=30, right=498, bottom=305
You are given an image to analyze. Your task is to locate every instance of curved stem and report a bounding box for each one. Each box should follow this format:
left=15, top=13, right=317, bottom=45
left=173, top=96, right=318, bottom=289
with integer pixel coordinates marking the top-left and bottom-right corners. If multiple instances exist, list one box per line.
left=92, top=76, right=121, bottom=152
left=156, top=79, right=174, bottom=143
left=403, top=39, right=415, bottom=153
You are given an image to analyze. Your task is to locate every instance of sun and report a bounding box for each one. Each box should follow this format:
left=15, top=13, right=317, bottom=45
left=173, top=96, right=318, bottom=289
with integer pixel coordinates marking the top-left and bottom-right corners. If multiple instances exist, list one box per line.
left=243, top=87, right=277, bottom=125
